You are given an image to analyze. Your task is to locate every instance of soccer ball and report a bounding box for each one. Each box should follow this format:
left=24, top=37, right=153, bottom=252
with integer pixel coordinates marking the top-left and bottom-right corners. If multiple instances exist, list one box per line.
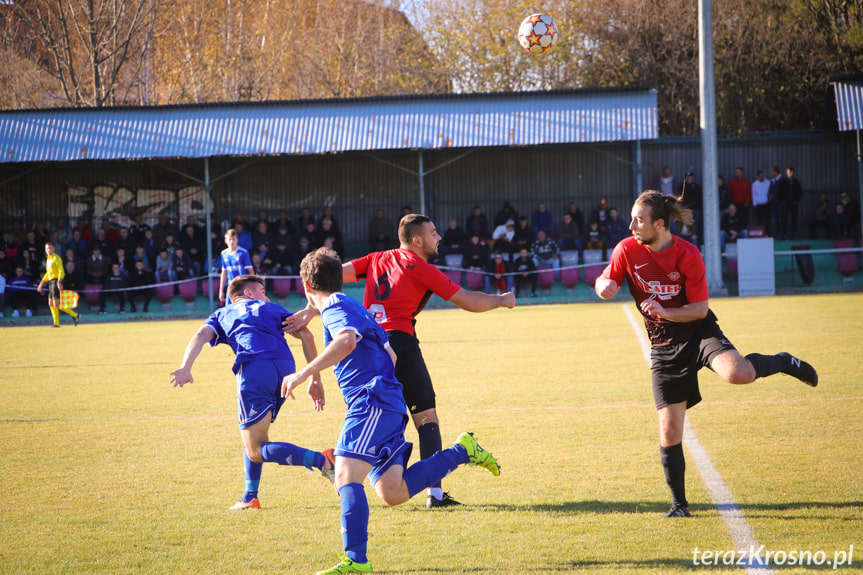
left=518, top=14, right=558, bottom=54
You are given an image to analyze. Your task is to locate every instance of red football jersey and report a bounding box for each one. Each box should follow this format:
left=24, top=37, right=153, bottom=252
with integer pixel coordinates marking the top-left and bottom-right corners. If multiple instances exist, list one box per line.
left=602, top=236, right=709, bottom=346
left=350, top=248, right=461, bottom=336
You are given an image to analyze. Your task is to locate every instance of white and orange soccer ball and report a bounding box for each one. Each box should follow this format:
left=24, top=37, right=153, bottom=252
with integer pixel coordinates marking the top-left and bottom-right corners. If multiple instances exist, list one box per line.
left=517, top=13, right=558, bottom=54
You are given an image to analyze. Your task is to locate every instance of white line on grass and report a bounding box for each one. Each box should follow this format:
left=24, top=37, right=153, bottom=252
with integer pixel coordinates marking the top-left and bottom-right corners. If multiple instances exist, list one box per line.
left=622, top=304, right=771, bottom=575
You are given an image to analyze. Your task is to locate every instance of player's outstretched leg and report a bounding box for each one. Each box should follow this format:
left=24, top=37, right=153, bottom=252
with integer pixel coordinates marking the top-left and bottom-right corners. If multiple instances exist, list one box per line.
left=745, top=352, right=818, bottom=387
left=454, top=432, right=500, bottom=476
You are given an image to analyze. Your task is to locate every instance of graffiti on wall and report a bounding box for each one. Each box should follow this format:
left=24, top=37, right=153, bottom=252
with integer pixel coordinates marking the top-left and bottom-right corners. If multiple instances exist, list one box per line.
left=67, top=184, right=213, bottom=228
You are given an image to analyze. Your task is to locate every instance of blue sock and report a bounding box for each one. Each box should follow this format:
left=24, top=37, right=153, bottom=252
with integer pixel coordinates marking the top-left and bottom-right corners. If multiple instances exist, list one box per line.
left=403, top=445, right=469, bottom=498
left=339, top=483, right=369, bottom=564
left=243, top=452, right=262, bottom=502
left=260, top=442, right=321, bottom=469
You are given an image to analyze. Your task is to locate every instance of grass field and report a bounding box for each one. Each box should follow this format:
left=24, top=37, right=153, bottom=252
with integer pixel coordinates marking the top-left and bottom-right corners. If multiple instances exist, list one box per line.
left=1, top=293, right=861, bottom=574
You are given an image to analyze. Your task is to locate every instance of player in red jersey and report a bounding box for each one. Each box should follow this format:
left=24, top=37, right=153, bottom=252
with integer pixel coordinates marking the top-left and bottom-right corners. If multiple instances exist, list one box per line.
left=287, top=214, right=515, bottom=507
left=596, top=190, right=817, bottom=518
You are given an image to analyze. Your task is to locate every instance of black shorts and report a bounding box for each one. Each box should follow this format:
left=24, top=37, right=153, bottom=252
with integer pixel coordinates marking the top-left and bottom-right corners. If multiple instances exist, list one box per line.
left=650, top=311, right=736, bottom=410
left=387, top=330, right=436, bottom=414
left=47, top=279, right=61, bottom=300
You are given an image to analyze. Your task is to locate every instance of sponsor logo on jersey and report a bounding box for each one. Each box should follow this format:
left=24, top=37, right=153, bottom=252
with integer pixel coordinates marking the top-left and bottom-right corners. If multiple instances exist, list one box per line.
left=668, top=272, right=681, bottom=281
left=633, top=270, right=681, bottom=300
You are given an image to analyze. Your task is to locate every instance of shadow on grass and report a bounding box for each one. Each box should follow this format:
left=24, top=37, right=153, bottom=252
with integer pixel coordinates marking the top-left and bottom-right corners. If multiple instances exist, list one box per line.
left=433, top=500, right=863, bottom=515
left=375, top=557, right=696, bottom=573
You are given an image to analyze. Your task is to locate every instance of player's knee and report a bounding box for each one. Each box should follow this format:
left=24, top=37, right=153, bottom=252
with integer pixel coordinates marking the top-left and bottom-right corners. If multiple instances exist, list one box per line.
left=244, top=445, right=264, bottom=463
left=725, top=363, right=756, bottom=384
left=374, top=482, right=409, bottom=506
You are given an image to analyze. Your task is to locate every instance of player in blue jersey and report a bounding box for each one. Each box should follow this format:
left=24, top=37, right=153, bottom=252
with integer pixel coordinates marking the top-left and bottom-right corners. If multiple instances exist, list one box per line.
left=282, top=248, right=501, bottom=575
left=171, top=274, right=335, bottom=510
left=219, top=228, right=254, bottom=305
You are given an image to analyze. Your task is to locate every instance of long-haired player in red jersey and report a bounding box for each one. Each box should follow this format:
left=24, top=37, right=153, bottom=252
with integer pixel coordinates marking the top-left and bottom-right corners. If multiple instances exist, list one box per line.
left=286, top=213, right=515, bottom=507
left=596, top=190, right=817, bottom=518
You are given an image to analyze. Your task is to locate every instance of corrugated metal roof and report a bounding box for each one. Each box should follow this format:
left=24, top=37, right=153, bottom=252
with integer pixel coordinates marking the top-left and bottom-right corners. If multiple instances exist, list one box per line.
left=0, top=89, right=658, bottom=163
left=832, top=77, right=863, bottom=131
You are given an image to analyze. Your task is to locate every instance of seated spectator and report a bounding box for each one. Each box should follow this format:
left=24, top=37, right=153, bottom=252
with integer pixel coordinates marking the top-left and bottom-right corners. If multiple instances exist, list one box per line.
left=132, top=245, right=151, bottom=271
left=490, top=219, right=516, bottom=257
left=152, top=213, right=177, bottom=245
left=8, top=265, right=37, bottom=316
left=180, top=224, right=205, bottom=275
left=566, top=202, right=586, bottom=232
left=252, top=220, right=272, bottom=256
left=21, top=230, right=42, bottom=268
left=100, top=262, right=129, bottom=313
left=829, top=202, right=851, bottom=239
left=86, top=245, right=112, bottom=284
left=65, top=228, right=89, bottom=262
left=0, top=269, right=5, bottom=317
left=295, top=234, right=313, bottom=264
left=250, top=251, right=270, bottom=277
left=253, top=210, right=271, bottom=237
left=99, top=218, right=119, bottom=244
left=585, top=221, right=604, bottom=251
left=530, top=229, right=560, bottom=273
left=590, top=198, right=610, bottom=236
left=267, top=237, right=296, bottom=276
left=234, top=221, right=253, bottom=253
left=20, top=249, right=39, bottom=281
left=720, top=203, right=749, bottom=252
left=513, top=216, right=533, bottom=253
left=605, top=207, right=629, bottom=252
left=91, top=227, right=115, bottom=258
left=463, top=235, right=490, bottom=269
left=441, top=218, right=467, bottom=256
left=484, top=251, right=513, bottom=294
left=493, top=201, right=518, bottom=228
left=512, top=248, right=538, bottom=298
left=63, top=260, right=83, bottom=292
left=0, top=249, right=12, bottom=280
left=531, top=203, right=554, bottom=240
left=174, top=246, right=195, bottom=280
left=271, top=210, right=296, bottom=236
left=297, top=206, right=316, bottom=232
left=155, top=248, right=178, bottom=282
left=2, top=231, right=20, bottom=263
left=140, top=228, right=160, bottom=265
left=161, top=233, right=180, bottom=255
left=116, top=226, right=137, bottom=256
left=115, top=248, right=132, bottom=278
left=839, top=191, right=861, bottom=233
left=300, top=220, right=318, bottom=250
left=74, top=217, right=93, bottom=244
left=556, top=213, right=582, bottom=252
left=809, top=193, right=831, bottom=239
left=465, top=205, right=490, bottom=240
left=130, top=213, right=152, bottom=243
left=321, top=206, right=341, bottom=234
left=55, top=217, right=70, bottom=245
left=368, top=209, right=394, bottom=252
left=316, top=217, right=344, bottom=259
left=128, top=260, right=155, bottom=312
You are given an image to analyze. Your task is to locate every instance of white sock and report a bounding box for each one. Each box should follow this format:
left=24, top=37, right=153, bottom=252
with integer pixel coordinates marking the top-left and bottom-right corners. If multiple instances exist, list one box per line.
left=428, top=487, right=443, bottom=500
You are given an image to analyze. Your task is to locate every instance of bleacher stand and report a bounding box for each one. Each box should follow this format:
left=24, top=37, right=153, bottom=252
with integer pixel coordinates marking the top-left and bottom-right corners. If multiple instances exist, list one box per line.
left=560, top=250, right=580, bottom=289
left=582, top=249, right=605, bottom=286
left=272, top=277, right=293, bottom=298
left=836, top=239, right=858, bottom=281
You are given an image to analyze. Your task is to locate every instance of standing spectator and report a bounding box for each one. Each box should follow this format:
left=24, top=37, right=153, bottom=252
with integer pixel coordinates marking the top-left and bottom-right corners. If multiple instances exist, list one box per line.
left=74, top=217, right=93, bottom=244
left=180, top=224, right=205, bottom=275
left=253, top=210, right=271, bottom=237
left=484, top=251, right=513, bottom=294
left=656, top=165, right=677, bottom=197
left=7, top=266, right=36, bottom=317
left=116, top=226, right=137, bottom=256
left=99, top=263, right=129, bottom=313
left=441, top=218, right=467, bottom=256
left=465, top=205, right=490, bottom=240
left=55, top=217, right=70, bottom=245
left=130, top=213, right=152, bottom=243
left=828, top=203, right=851, bottom=239
left=99, top=218, right=119, bottom=245
left=590, top=198, right=610, bottom=236
left=234, top=221, right=254, bottom=253
left=219, top=229, right=254, bottom=305
left=128, top=260, right=155, bottom=313
left=605, top=207, right=629, bottom=253
left=729, top=167, right=752, bottom=226
left=782, top=167, right=804, bottom=239
left=839, top=191, right=861, bottom=237
left=530, top=229, right=560, bottom=274
left=140, top=228, right=160, bottom=265
left=751, top=170, right=772, bottom=233
left=21, top=230, right=42, bottom=268
left=368, top=209, right=394, bottom=252
left=271, top=210, right=296, bottom=237
left=809, top=193, right=832, bottom=239
left=512, top=247, right=538, bottom=297
left=678, top=172, right=703, bottom=239
left=531, top=203, right=554, bottom=240
left=462, top=235, right=490, bottom=270
left=297, top=206, right=316, bottom=232
left=769, top=166, right=785, bottom=236
left=85, top=245, right=112, bottom=284
left=316, top=217, right=344, bottom=259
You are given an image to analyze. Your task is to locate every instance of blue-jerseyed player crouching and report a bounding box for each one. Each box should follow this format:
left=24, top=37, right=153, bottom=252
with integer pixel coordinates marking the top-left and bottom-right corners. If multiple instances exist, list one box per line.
left=171, top=275, right=336, bottom=510
left=282, top=248, right=501, bottom=575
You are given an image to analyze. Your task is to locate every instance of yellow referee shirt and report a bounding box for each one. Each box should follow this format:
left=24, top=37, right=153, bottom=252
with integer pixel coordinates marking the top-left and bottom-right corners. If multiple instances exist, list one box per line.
left=42, top=253, right=65, bottom=283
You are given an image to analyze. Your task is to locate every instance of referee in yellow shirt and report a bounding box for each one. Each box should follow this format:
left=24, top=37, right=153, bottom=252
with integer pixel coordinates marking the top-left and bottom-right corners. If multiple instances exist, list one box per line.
left=37, top=242, right=80, bottom=327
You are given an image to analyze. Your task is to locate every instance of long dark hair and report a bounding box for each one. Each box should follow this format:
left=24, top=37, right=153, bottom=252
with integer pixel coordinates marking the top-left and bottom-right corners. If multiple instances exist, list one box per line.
left=635, top=190, right=693, bottom=228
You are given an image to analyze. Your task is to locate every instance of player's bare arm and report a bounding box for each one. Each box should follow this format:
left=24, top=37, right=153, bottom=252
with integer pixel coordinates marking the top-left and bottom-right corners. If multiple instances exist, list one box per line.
left=342, top=261, right=357, bottom=283
left=640, top=298, right=709, bottom=322
left=595, top=276, right=619, bottom=299
left=291, top=326, right=325, bottom=410
left=219, top=268, right=227, bottom=302
left=448, top=287, right=515, bottom=312
left=282, top=330, right=358, bottom=399
left=284, top=262, right=359, bottom=334
left=170, top=325, right=217, bottom=387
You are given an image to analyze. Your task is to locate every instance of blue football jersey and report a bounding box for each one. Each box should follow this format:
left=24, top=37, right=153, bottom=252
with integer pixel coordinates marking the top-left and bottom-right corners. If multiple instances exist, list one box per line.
left=204, top=299, right=295, bottom=374
left=320, top=293, right=406, bottom=416
left=221, top=247, right=252, bottom=282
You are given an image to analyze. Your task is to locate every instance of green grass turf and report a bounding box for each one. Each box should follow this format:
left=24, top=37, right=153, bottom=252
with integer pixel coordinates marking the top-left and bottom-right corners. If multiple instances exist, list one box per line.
left=0, top=293, right=861, bottom=574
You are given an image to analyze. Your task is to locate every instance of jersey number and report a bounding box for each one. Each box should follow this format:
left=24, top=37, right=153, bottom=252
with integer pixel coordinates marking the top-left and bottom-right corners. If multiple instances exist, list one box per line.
left=375, top=270, right=392, bottom=301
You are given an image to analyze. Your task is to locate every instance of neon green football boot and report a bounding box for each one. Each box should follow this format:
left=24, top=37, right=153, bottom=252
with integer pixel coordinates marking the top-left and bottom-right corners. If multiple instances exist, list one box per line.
left=315, top=556, right=372, bottom=574
left=454, top=432, right=500, bottom=476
